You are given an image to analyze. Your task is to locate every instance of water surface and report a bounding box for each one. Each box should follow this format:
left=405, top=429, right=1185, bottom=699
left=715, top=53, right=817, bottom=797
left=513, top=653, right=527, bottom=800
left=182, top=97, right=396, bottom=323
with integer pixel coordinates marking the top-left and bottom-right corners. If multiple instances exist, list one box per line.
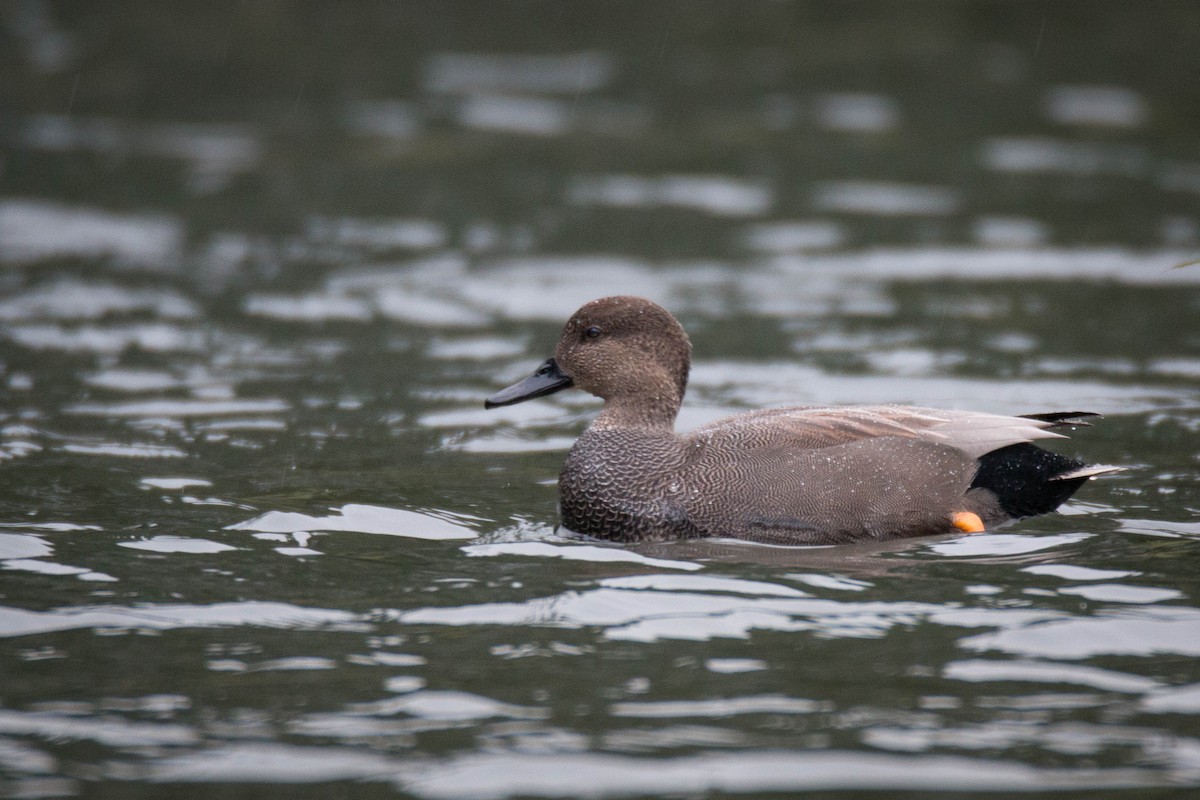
left=1, top=3, right=1199, bottom=798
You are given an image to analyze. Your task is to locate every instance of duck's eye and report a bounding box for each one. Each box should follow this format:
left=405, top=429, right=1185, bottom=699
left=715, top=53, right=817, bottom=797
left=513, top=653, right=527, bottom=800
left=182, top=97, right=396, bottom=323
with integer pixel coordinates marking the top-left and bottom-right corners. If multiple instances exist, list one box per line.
left=584, top=326, right=602, bottom=340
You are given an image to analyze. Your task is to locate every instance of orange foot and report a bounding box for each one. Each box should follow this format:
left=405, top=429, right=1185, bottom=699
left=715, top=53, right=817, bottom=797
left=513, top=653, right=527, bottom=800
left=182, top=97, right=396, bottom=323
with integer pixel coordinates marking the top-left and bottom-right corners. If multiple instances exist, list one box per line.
left=951, top=511, right=985, bottom=533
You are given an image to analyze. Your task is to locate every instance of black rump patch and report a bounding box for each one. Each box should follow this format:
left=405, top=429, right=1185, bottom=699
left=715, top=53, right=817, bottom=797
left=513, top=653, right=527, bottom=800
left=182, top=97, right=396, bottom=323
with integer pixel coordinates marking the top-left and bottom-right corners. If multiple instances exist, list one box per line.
left=971, top=443, right=1089, bottom=518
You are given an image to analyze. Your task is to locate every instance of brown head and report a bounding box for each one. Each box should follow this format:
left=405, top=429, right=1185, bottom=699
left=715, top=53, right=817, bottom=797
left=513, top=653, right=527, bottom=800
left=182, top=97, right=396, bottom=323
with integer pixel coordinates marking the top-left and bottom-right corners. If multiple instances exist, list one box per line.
left=485, top=296, right=692, bottom=429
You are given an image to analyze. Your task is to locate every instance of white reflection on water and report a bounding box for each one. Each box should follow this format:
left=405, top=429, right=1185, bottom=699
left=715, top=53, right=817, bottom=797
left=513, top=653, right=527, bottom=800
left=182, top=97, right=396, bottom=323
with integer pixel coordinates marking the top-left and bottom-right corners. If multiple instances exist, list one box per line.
left=568, top=175, right=773, bottom=217
left=119, top=536, right=238, bottom=554
left=85, top=369, right=185, bottom=392
left=0, top=601, right=366, bottom=638
left=863, top=719, right=1189, bottom=759
left=0, top=200, right=183, bottom=268
left=20, top=116, right=261, bottom=193
left=1021, top=564, right=1140, bottom=580
left=0, top=533, right=52, bottom=560
left=982, top=137, right=1147, bottom=177
left=610, top=695, right=820, bottom=718
left=704, top=658, right=767, bottom=674
left=66, top=398, right=289, bottom=418
left=459, top=95, right=570, bottom=137
left=138, top=477, right=212, bottom=490
left=814, top=93, right=899, bottom=133
left=146, top=743, right=397, bottom=784
left=742, top=220, right=845, bottom=253
left=1057, top=584, right=1183, bottom=604
left=463, top=542, right=700, bottom=572
left=1043, top=85, right=1147, bottom=128
left=61, top=442, right=186, bottom=458
left=0, top=532, right=116, bottom=582
left=6, top=323, right=207, bottom=354
left=943, top=659, right=1161, bottom=693
left=397, top=750, right=1159, bottom=799
left=0, top=708, right=198, bottom=747
left=393, top=584, right=1067, bottom=644
left=960, top=606, right=1200, bottom=659
left=229, top=504, right=480, bottom=541
left=811, top=181, right=960, bottom=216
left=0, top=280, right=198, bottom=321
left=423, top=51, right=614, bottom=95
left=1141, top=683, right=1200, bottom=714
left=598, top=574, right=806, bottom=597
left=369, top=690, right=546, bottom=722
left=924, top=533, right=1092, bottom=558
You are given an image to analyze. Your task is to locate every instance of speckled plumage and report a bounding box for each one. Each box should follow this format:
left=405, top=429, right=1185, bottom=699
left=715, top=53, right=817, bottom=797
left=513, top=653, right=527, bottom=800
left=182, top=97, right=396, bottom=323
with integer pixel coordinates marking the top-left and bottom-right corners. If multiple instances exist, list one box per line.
left=486, top=296, right=1118, bottom=544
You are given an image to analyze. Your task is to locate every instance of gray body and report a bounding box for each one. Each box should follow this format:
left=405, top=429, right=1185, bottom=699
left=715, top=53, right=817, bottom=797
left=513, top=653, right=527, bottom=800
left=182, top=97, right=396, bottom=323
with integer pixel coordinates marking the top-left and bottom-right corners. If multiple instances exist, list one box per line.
left=487, top=297, right=1117, bottom=545
left=560, top=405, right=1076, bottom=544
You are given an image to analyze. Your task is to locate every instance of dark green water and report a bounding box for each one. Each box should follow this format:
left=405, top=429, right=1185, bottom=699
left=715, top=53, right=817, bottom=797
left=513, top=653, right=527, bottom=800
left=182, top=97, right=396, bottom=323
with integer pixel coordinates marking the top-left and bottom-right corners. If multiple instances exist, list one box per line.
left=1, top=3, right=1199, bottom=798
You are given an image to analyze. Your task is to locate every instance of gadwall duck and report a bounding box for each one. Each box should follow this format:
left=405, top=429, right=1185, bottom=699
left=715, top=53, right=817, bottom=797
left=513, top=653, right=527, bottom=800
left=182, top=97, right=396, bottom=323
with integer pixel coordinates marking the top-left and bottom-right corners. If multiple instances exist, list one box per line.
left=485, top=296, right=1118, bottom=544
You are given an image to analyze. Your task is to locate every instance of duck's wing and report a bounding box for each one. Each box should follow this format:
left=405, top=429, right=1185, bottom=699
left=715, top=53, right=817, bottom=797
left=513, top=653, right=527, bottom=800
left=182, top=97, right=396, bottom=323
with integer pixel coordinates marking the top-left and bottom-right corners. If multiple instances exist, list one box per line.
left=686, top=405, right=1095, bottom=459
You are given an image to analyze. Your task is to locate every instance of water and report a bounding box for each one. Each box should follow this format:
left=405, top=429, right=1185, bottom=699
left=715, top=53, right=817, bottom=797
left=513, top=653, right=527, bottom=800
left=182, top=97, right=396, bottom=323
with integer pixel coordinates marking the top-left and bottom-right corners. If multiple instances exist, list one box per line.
left=1, top=3, right=1199, bottom=798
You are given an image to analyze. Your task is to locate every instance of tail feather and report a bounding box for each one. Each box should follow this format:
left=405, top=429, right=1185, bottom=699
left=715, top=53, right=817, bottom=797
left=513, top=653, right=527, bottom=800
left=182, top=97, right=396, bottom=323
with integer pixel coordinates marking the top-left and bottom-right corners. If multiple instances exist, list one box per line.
left=971, top=442, right=1106, bottom=519
left=1019, top=411, right=1102, bottom=429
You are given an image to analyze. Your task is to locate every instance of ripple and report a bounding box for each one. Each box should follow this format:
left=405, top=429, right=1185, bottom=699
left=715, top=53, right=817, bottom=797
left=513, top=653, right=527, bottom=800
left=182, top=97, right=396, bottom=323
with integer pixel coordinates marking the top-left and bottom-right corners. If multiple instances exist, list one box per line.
left=398, top=750, right=1169, bottom=799
left=1043, top=85, right=1147, bottom=128
left=423, top=51, right=614, bottom=95
left=611, top=695, right=818, bottom=718
left=1021, top=564, right=1140, bottom=581
left=811, top=181, right=960, bottom=216
left=942, top=659, right=1160, bottom=693
left=61, top=442, right=187, bottom=458
left=981, top=137, right=1147, bottom=177
left=393, top=587, right=1004, bottom=643
left=0, top=601, right=366, bottom=638
left=0, top=533, right=52, bottom=560
left=568, top=175, right=772, bottom=217
left=1057, top=584, right=1183, bottom=604
left=138, top=477, right=213, bottom=490
left=960, top=606, right=1200, bottom=659
left=6, top=323, right=206, bottom=353
left=372, top=690, right=547, bottom=722
left=459, top=95, right=570, bottom=137
left=119, top=536, right=238, bottom=554
left=814, top=93, right=899, bottom=132
left=66, top=398, right=289, bottom=418
left=462, top=542, right=700, bottom=571
left=924, top=533, right=1093, bottom=558
left=0, top=200, right=183, bottom=268
left=0, top=708, right=198, bottom=747
left=0, top=280, right=198, bottom=321
left=229, top=504, right=480, bottom=540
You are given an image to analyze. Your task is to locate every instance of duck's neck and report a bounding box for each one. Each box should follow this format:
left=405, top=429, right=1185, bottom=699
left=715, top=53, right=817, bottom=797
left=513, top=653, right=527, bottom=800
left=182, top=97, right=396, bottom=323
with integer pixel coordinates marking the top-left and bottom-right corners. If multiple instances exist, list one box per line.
left=592, top=389, right=681, bottom=432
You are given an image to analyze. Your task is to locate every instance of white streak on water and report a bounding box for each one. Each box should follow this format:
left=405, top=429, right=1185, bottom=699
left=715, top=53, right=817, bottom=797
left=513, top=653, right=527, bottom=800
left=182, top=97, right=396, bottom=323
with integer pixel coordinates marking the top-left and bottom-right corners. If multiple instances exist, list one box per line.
left=424, top=51, right=614, bottom=95
left=1057, top=584, right=1183, bottom=604
left=0, top=200, right=183, bottom=268
left=960, top=606, right=1200, bottom=659
left=463, top=543, right=700, bottom=571
left=1043, top=86, right=1147, bottom=128
left=66, top=399, right=289, bottom=418
left=397, top=750, right=1160, bottom=798
left=139, top=477, right=213, bottom=490
left=943, top=659, right=1160, bottom=693
left=810, top=181, right=960, bottom=216
left=611, top=695, right=818, bottom=718
left=229, top=505, right=479, bottom=540
left=119, top=536, right=238, bottom=554
left=0, top=602, right=367, bottom=638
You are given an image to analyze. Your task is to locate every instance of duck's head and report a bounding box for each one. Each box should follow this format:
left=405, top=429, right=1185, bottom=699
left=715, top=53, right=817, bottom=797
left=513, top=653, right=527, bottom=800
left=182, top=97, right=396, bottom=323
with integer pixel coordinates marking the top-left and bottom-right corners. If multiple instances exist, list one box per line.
left=485, top=296, right=691, bottom=421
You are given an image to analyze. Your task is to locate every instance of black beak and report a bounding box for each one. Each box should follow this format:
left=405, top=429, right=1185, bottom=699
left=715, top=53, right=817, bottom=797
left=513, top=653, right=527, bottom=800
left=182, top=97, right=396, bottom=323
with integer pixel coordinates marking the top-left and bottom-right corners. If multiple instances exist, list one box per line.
left=484, top=358, right=574, bottom=409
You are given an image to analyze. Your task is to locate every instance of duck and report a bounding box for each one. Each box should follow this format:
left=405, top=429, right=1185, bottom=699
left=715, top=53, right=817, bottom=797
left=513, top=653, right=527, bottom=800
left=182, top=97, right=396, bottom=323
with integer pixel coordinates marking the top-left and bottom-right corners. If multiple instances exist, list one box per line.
left=485, top=296, right=1118, bottom=545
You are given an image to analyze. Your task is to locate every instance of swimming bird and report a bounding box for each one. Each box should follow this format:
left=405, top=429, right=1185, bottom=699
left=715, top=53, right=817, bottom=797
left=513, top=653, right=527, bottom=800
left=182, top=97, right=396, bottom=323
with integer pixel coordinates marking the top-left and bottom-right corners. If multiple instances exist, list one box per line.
left=485, top=296, right=1118, bottom=544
